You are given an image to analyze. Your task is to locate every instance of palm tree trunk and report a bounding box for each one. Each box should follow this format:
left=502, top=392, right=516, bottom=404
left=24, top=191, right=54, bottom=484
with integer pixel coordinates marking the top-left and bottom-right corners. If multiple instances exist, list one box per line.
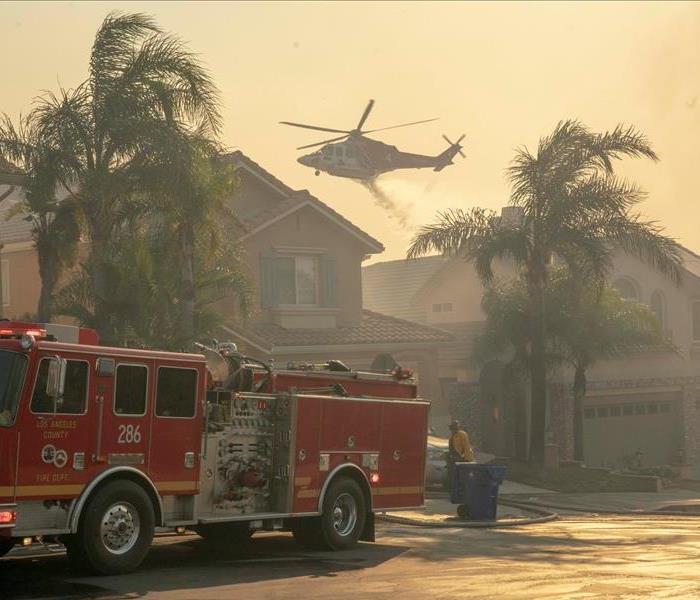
left=179, top=223, right=196, bottom=344
left=529, top=279, right=547, bottom=463
left=36, top=242, right=58, bottom=322
left=573, top=366, right=587, bottom=463
left=85, top=207, right=116, bottom=345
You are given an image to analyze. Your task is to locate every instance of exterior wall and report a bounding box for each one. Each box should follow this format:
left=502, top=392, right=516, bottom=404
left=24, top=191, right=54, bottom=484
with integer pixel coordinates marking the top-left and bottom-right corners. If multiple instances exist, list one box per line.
left=0, top=244, right=40, bottom=319
left=416, top=259, right=516, bottom=326
left=232, top=169, right=287, bottom=219
left=607, top=249, right=700, bottom=351
left=241, top=204, right=368, bottom=327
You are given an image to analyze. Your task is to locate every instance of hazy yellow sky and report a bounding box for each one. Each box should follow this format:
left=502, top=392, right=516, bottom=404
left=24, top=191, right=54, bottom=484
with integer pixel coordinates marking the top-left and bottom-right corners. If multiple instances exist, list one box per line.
left=2, top=1, right=699, bottom=262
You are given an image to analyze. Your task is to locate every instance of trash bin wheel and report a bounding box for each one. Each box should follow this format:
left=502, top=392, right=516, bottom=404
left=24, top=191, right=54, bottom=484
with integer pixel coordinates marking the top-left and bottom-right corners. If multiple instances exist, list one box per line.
left=457, top=504, right=470, bottom=519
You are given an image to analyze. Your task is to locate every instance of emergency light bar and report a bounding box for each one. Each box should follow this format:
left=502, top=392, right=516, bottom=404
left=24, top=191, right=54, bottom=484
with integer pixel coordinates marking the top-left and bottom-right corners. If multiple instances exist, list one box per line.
left=0, top=320, right=99, bottom=345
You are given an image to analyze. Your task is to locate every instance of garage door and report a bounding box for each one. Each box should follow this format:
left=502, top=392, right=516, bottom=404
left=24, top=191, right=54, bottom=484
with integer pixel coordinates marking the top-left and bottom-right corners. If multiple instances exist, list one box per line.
left=583, top=391, right=683, bottom=469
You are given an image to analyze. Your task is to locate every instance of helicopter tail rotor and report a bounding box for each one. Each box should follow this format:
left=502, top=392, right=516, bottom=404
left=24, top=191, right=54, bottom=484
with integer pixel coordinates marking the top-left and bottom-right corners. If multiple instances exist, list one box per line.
left=442, top=134, right=466, bottom=158
left=434, top=134, right=466, bottom=171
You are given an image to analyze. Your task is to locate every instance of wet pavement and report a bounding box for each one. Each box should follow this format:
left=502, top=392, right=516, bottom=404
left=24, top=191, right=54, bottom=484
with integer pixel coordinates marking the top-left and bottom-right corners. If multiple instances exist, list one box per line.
left=3, top=514, right=700, bottom=599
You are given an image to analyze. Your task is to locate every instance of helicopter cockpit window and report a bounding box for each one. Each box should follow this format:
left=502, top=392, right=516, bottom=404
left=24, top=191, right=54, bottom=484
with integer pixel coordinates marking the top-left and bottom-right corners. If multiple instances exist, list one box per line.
left=322, top=146, right=333, bottom=157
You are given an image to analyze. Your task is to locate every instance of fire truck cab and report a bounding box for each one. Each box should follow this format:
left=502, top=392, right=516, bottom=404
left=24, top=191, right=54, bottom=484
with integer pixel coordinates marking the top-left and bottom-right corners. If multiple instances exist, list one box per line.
left=0, top=322, right=428, bottom=574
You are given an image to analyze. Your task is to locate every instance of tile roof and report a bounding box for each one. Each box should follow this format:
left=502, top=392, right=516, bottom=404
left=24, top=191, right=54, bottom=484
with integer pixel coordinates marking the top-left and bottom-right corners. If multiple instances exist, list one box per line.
left=0, top=158, right=24, bottom=186
left=362, top=255, right=450, bottom=323
left=679, top=246, right=700, bottom=281
left=0, top=186, right=33, bottom=244
left=225, top=151, right=384, bottom=252
left=226, top=309, right=452, bottom=352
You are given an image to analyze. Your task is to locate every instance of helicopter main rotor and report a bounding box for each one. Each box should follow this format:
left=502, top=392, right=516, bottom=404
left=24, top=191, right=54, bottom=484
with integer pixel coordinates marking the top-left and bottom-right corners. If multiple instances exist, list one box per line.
left=280, top=99, right=438, bottom=150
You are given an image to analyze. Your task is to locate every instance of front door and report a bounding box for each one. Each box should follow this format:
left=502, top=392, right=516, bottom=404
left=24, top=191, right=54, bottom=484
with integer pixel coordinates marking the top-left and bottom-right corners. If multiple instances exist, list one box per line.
left=147, top=364, right=203, bottom=495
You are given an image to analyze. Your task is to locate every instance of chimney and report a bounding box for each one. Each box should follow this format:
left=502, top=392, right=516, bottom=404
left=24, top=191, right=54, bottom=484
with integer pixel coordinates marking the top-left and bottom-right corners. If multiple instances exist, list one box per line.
left=500, top=205, right=524, bottom=226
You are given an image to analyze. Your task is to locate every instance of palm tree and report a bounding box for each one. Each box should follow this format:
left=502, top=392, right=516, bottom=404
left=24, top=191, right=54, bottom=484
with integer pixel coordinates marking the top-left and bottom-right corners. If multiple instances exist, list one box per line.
left=31, top=12, right=221, bottom=343
left=135, top=128, right=244, bottom=341
left=475, top=271, right=666, bottom=462
left=0, top=114, right=80, bottom=321
left=409, top=120, right=682, bottom=462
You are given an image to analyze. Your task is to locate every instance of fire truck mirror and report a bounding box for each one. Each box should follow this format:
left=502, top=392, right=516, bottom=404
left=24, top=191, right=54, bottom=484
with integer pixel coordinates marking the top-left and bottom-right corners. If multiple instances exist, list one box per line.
left=46, top=356, right=67, bottom=406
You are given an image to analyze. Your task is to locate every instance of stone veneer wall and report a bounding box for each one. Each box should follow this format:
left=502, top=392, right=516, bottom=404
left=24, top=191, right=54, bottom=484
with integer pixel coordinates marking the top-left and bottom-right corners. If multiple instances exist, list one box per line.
left=446, top=382, right=482, bottom=449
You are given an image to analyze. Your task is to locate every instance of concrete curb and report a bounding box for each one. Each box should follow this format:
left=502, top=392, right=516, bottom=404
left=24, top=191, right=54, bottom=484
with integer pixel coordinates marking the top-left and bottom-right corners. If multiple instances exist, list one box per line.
left=377, top=500, right=559, bottom=528
left=503, top=498, right=700, bottom=517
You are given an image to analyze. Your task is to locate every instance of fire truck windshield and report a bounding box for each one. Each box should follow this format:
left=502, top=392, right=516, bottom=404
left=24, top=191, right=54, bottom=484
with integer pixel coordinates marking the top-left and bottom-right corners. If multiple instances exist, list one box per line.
left=0, top=350, right=28, bottom=427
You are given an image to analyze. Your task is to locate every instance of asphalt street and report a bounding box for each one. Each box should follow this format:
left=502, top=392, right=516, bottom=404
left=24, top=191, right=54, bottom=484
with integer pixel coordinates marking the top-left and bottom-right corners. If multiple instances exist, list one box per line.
left=2, top=517, right=700, bottom=600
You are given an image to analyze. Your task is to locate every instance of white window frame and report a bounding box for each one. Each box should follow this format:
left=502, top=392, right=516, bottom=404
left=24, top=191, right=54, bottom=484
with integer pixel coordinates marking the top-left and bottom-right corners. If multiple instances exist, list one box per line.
left=276, top=254, right=320, bottom=307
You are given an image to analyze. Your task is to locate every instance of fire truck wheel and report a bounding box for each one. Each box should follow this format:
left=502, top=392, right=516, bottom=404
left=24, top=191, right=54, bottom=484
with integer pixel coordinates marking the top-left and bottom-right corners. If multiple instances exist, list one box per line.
left=0, top=538, right=14, bottom=558
left=319, top=477, right=366, bottom=550
left=77, top=480, right=155, bottom=575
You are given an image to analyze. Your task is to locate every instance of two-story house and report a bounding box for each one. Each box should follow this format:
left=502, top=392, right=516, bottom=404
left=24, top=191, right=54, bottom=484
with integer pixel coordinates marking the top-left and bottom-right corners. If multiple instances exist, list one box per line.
left=0, top=152, right=451, bottom=407
left=363, top=206, right=700, bottom=477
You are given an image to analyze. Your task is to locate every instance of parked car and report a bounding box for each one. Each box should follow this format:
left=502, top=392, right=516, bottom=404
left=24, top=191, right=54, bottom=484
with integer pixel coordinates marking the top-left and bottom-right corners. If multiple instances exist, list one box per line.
left=426, top=435, right=450, bottom=489
left=425, top=435, right=495, bottom=489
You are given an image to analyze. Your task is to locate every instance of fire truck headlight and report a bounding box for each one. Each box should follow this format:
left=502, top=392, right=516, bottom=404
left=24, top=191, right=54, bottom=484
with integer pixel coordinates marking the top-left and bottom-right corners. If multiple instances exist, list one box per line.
left=19, top=334, right=35, bottom=351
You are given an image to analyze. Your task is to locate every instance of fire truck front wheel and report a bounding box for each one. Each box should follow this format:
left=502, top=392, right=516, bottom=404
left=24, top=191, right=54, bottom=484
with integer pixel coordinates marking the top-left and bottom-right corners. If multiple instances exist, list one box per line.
left=319, top=477, right=367, bottom=550
left=75, top=480, right=155, bottom=575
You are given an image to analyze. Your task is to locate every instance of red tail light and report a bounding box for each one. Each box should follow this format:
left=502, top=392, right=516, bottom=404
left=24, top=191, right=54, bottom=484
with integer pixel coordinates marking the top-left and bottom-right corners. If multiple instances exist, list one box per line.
left=0, top=510, right=17, bottom=525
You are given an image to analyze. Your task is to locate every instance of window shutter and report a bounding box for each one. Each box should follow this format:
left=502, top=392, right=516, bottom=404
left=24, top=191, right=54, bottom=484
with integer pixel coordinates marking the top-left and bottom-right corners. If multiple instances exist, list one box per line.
left=260, top=251, right=276, bottom=308
left=320, top=255, right=337, bottom=307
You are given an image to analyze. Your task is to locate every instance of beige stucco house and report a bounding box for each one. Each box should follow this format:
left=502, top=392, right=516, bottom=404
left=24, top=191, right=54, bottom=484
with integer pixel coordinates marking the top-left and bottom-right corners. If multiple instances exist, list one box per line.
left=0, top=152, right=451, bottom=406
left=363, top=207, right=700, bottom=477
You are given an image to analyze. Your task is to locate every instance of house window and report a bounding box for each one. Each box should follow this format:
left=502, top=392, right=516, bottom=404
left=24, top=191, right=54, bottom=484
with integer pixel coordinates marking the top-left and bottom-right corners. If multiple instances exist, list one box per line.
left=276, top=256, right=318, bottom=305
left=650, top=291, right=665, bottom=329
left=692, top=302, right=700, bottom=341
left=432, top=303, right=453, bottom=313
left=1, top=259, right=8, bottom=306
left=613, top=278, right=639, bottom=301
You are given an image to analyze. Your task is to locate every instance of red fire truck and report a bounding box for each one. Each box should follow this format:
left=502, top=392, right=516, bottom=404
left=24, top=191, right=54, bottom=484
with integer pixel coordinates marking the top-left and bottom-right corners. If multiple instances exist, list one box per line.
left=0, top=322, right=428, bottom=574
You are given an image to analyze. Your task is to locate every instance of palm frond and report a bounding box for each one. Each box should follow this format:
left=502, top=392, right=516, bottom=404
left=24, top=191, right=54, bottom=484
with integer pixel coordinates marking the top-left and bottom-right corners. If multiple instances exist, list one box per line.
left=407, top=207, right=496, bottom=259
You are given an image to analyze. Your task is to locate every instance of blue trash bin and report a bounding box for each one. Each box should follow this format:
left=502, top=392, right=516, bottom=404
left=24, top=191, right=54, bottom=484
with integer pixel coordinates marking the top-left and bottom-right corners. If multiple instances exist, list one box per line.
left=450, top=464, right=507, bottom=520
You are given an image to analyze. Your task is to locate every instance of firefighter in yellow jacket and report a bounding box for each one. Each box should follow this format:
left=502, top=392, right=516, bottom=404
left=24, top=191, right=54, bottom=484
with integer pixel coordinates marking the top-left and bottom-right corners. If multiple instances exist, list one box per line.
left=449, top=420, right=474, bottom=462
left=447, top=420, right=474, bottom=490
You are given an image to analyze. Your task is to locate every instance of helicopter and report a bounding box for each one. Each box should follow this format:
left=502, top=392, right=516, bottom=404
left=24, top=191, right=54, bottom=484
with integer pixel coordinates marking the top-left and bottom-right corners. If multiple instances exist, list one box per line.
left=281, top=99, right=465, bottom=181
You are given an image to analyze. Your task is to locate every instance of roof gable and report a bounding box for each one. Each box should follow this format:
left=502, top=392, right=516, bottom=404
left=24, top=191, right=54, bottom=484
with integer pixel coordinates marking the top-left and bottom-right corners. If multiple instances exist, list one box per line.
left=225, top=151, right=384, bottom=254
